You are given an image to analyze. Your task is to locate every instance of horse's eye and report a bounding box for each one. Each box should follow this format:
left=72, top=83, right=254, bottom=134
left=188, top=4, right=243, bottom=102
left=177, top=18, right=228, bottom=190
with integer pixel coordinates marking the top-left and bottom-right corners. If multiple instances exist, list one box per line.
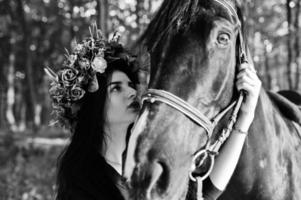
left=217, top=33, right=230, bottom=46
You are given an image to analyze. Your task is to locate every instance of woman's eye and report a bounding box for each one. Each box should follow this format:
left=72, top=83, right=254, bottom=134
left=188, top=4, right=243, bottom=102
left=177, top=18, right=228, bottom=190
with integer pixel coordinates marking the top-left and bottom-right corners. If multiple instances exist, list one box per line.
left=217, top=33, right=230, bottom=46
left=111, top=86, right=121, bottom=92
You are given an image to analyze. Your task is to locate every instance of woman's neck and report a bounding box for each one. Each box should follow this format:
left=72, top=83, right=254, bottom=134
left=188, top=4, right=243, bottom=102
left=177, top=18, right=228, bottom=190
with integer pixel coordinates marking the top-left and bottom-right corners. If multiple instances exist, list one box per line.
left=102, top=122, right=129, bottom=174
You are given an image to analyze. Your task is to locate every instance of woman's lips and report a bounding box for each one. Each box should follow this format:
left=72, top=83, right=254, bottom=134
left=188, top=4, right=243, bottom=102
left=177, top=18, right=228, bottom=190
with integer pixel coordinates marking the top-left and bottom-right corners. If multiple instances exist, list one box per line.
left=128, top=101, right=140, bottom=111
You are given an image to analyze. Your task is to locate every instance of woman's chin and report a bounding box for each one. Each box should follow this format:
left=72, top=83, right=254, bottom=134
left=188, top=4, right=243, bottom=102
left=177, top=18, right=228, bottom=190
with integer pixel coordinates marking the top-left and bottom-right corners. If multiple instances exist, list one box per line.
left=126, top=112, right=138, bottom=123
left=127, top=107, right=139, bottom=115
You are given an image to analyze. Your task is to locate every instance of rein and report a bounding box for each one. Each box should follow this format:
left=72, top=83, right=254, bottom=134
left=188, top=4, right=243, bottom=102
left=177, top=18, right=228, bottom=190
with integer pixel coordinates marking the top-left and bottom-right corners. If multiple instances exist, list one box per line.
left=141, top=0, right=248, bottom=184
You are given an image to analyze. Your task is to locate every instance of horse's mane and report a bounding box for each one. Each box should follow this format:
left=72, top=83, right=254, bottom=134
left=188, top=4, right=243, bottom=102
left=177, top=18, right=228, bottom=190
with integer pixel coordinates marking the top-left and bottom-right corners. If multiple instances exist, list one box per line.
left=139, top=0, right=247, bottom=53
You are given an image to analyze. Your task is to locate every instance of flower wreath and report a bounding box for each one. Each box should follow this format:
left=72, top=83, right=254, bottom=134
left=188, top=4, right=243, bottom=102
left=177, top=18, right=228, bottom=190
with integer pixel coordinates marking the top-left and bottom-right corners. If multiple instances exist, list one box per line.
left=45, top=25, right=136, bottom=131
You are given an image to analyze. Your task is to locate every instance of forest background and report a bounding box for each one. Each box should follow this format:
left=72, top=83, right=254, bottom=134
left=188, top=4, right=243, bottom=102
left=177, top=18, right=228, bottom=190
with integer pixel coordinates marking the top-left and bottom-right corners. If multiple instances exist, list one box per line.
left=0, top=0, right=300, bottom=199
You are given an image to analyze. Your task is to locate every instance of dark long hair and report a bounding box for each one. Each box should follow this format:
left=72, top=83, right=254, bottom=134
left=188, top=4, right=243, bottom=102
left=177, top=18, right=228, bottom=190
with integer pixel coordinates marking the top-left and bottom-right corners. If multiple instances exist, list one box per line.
left=56, top=47, right=139, bottom=200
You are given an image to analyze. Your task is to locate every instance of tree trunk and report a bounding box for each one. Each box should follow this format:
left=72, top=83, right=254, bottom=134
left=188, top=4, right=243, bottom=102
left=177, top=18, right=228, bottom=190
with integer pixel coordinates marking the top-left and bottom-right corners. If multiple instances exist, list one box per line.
left=97, top=0, right=109, bottom=37
left=0, top=57, right=8, bottom=129
left=135, top=0, right=141, bottom=34
left=148, top=0, right=152, bottom=13
left=69, top=0, right=75, bottom=40
left=247, top=1, right=256, bottom=56
left=0, top=0, right=10, bottom=129
left=0, top=85, right=5, bottom=128
left=0, top=0, right=20, bottom=131
left=294, top=0, right=300, bottom=90
left=16, top=0, right=37, bottom=132
left=287, top=0, right=294, bottom=89
left=264, top=45, right=272, bottom=90
left=136, top=0, right=147, bottom=34
left=6, top=53, right=17, bottom=131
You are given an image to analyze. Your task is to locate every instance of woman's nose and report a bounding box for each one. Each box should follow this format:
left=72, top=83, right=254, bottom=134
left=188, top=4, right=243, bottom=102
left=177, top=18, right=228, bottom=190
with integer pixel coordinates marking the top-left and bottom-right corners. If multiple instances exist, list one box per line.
left=127, top=87, right=137, bottom=99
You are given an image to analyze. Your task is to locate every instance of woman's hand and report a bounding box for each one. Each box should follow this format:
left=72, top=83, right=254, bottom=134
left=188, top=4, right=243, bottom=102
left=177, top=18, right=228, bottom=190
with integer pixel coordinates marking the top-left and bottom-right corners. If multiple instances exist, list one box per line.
left=235, top=63, right=262, bottom=132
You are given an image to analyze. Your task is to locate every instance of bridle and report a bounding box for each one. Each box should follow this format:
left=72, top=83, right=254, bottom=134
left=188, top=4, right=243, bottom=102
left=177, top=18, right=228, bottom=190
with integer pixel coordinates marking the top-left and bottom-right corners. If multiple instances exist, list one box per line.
left=141, top=0, right=248, bottom=183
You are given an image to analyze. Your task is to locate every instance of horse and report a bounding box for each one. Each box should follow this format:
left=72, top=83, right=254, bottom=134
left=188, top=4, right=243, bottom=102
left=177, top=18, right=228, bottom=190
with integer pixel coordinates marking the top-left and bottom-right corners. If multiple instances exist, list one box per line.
left=124, top=0, right=301, bottom=199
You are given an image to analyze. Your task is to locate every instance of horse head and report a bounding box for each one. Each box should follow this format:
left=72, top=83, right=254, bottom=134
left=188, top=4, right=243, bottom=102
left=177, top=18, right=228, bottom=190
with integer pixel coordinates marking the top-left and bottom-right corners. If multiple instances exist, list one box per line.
left=124, top=0, right=247, bottom=199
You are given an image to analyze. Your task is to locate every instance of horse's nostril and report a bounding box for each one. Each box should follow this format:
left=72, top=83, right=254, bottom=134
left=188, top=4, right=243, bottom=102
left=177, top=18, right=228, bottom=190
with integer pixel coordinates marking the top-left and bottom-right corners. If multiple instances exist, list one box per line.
left=146, top=161, right=169, bottom=199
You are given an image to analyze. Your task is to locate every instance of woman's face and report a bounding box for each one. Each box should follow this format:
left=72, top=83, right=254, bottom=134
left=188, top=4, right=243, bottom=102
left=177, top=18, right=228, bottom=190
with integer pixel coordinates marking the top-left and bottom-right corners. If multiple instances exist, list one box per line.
left=104, top=70, right=139, bottom=126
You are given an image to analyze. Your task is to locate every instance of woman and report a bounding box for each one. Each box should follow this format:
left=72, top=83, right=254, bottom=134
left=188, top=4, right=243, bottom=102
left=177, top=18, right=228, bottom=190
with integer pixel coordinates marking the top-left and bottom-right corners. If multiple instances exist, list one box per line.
left=46, top=28, right=261, bottom=200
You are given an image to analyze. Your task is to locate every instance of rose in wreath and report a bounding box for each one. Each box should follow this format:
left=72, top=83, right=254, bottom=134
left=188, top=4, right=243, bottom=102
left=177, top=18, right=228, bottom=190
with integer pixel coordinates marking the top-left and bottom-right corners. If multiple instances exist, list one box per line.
left=70, top=84, right=85, bottom=101
left=60, top=68, right=79, bottom=87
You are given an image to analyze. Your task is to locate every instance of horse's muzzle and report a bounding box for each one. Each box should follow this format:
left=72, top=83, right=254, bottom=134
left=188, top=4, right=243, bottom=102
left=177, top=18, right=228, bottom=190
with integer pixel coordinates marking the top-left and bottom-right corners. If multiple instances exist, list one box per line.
left=130, top=160, right=168, bottom=200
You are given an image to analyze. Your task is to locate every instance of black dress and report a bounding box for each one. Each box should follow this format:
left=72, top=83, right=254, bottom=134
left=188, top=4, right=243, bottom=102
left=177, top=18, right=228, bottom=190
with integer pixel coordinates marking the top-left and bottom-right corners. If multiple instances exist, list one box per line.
left=64, top=151, right=126, bottom=200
